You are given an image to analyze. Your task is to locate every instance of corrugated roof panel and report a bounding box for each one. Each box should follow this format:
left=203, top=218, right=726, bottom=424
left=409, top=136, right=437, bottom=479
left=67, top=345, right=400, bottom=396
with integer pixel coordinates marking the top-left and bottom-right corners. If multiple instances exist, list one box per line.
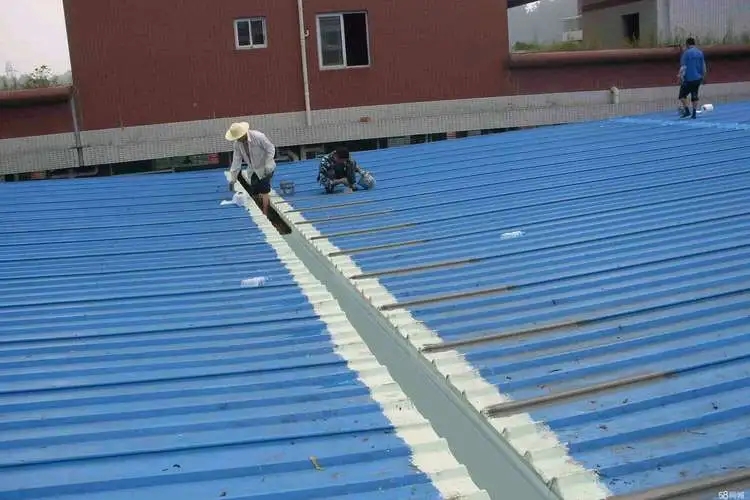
left=0, top=171, right=487, bottom=500
left=273, top=101, right=750, bottom=499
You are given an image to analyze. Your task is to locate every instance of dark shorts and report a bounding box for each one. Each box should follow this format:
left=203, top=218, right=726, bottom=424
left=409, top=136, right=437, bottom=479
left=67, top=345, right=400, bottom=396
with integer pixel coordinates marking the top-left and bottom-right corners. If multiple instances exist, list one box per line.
left=679, top=79, right=702, bottom=101
left=237, top=171, right=272, bottom=195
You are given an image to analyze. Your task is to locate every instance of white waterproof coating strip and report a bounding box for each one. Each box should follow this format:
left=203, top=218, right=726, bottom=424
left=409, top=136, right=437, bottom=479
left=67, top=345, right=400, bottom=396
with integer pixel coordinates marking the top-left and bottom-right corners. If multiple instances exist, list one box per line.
left=229, top=175, right=490, bottom=500
left=271, top=188, right=613, bottom=500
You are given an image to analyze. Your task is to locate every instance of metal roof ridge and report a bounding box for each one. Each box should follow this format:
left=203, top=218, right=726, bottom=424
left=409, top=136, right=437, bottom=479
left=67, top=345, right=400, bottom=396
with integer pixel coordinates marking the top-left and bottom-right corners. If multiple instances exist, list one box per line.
left=268, top=189, right=581, bottom=500
left=234, top=184, right=491, bottom=500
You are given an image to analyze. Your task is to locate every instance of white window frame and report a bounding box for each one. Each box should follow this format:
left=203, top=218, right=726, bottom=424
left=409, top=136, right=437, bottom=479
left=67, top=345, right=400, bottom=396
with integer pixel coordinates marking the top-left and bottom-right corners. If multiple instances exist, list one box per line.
left=316, top=12, right=371, bottom=70
left=234, top=17, right=268, bottom=50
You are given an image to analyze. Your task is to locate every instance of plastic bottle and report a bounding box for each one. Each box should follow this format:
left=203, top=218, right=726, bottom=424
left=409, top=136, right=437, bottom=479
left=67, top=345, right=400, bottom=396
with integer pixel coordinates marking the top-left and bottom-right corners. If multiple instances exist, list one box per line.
left=500, top=230, right=525, bottom=240
left=240, top=276, right=267, bottom=288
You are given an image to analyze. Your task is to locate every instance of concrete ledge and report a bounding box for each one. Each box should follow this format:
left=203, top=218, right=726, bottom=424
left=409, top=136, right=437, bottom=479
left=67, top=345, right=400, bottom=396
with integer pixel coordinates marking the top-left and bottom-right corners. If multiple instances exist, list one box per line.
left=0, top=86, right=72, bottom=107
left=510, top=45, right=750, bottom=68
left=3, top=82, right=750, bottom=175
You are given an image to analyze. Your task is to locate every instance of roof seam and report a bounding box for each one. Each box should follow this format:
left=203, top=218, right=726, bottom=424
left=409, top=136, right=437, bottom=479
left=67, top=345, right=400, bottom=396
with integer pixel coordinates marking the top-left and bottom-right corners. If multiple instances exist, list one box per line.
left=273, top=189, right=614, bottom=500
left=231, top=182, right=490, bottom=500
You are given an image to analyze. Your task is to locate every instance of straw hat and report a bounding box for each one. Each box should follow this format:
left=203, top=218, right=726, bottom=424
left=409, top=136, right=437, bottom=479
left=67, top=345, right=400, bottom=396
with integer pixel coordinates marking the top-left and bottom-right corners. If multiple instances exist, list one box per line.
left=225, top=122, right=250, bottom=141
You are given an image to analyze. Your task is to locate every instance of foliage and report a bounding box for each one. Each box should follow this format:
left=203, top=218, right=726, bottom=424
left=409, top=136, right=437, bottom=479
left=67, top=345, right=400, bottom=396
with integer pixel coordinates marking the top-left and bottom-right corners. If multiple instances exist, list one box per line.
left=23, top=65, right=57, bottom=89
left=0, top=64, right=71, bottom=91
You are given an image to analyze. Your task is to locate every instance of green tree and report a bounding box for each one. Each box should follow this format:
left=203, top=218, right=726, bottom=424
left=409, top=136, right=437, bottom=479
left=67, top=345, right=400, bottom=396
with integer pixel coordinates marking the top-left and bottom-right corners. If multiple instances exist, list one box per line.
left=22, top=65, right=58, bottom=89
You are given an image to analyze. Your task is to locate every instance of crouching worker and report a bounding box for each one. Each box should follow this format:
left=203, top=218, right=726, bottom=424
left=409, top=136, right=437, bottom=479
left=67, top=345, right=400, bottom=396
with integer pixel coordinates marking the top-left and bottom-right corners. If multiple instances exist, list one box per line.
left=317, top=147, right=375, bottom=194
left=225, top=122, right=276, bottom=215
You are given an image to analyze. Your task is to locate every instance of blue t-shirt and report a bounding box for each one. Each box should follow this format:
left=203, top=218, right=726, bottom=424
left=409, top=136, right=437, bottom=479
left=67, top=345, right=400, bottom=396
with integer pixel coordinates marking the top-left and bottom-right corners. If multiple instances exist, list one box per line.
left=681, top=46, right=705, bottom=82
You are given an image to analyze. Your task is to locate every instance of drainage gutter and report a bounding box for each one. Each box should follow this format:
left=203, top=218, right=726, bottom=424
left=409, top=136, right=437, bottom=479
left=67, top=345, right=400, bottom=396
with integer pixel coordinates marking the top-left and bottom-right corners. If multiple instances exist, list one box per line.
left=281, top=226, right=560, bottom=500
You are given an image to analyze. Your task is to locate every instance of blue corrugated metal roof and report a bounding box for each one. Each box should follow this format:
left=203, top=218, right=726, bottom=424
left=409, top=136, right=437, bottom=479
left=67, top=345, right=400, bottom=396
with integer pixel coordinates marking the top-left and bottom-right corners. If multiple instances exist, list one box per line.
left=0, top=171, right=487, bottom=500
left=272, top=101, right=750, bottom=499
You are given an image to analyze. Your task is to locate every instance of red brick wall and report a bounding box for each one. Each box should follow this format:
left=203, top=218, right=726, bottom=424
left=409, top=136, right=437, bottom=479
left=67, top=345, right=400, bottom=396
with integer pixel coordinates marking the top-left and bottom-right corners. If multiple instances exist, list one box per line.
left=508, top=47, right=750, bottom=95
left=62, top=0, right=510, bottom=130
left=6, top=1, right=749, bottom=137
left=304, top=0, right=510, bottom=110
left=63, top=0, right=306, bottom=130
left=0, top=102, right=72, bottom=139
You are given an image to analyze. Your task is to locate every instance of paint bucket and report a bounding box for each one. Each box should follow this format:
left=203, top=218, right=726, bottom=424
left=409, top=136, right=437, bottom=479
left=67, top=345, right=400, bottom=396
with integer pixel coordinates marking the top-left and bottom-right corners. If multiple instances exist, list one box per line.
left=357, top=172, right=376, bottom=190
left=279, top=180, right=295, bottom=196
left=701, top=103, right=714, bottom=113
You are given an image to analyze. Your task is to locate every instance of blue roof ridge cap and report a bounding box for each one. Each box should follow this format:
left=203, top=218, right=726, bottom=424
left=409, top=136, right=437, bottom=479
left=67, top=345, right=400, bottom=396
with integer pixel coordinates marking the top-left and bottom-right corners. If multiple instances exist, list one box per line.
left=235, top=184, right=490, bottom=500
left=269, top=189, right=613, bottom=500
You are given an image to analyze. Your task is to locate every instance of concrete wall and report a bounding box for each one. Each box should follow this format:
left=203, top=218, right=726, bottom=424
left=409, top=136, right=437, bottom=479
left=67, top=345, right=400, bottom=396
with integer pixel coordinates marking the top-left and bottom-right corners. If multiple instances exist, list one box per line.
left=661, top=0, right=750, bottom=44
left=585, top=0, right=750, bottom=46
left=4, top=81, right=750, bottom=176
left=582, top=0, right=659, bottom=48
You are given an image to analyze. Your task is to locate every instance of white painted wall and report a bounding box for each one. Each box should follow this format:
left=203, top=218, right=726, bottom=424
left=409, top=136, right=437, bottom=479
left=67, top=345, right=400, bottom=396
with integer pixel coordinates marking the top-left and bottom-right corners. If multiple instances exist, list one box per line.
left=583, top=0, right=750, bottom=46
left=659, top=0, right=750, bottom=44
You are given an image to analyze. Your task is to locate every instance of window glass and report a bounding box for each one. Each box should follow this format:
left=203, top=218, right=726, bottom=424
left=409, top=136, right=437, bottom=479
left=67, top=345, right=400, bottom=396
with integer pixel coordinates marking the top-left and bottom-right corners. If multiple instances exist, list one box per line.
left=250, top=19, right=266, bottom=46
left=236, top=21, right=251, bottom=47
left=319, top=16, right=344, bottom=67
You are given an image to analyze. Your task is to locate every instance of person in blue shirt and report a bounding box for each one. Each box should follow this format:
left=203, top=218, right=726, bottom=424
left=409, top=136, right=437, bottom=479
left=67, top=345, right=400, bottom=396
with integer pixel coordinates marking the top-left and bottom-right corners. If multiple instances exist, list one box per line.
left=677, top=37, right=706, bottom=119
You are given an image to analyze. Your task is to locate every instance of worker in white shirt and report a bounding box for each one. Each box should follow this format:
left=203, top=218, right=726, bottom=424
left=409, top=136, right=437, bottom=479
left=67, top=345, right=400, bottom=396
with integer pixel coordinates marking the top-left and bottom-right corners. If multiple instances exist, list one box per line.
left=225, top=121, right=276, bottom=215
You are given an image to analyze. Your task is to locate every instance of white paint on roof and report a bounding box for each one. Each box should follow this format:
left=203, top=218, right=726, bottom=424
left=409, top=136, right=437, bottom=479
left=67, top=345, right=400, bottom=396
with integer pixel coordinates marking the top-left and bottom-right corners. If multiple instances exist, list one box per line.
left=271, top=189, right=614, bottom=500
left=230, top=176, right=490, bottom=500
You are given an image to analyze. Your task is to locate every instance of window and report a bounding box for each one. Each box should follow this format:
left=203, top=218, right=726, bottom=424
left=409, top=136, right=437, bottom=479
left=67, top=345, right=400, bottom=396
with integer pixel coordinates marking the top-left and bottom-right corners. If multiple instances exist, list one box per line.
left=316, top=12, right=370, bottom=69
left=621, top=13, right=640, bottom=43
left=234, top=18, right=267, bottom=49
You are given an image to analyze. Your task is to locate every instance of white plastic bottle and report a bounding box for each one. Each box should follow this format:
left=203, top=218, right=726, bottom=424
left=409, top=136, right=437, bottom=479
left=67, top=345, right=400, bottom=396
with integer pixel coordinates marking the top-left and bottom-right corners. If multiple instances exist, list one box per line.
left=500, top=230, right=525, bottom=240
left=240, top=277, right=267, bottom=288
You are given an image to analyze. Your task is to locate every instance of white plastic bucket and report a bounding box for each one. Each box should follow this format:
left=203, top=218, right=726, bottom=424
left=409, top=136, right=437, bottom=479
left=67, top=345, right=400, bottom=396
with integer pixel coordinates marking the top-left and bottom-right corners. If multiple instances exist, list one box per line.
left=357, top=172, right=376, bottom=190
left=279, top=180, right=295, bottom=195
